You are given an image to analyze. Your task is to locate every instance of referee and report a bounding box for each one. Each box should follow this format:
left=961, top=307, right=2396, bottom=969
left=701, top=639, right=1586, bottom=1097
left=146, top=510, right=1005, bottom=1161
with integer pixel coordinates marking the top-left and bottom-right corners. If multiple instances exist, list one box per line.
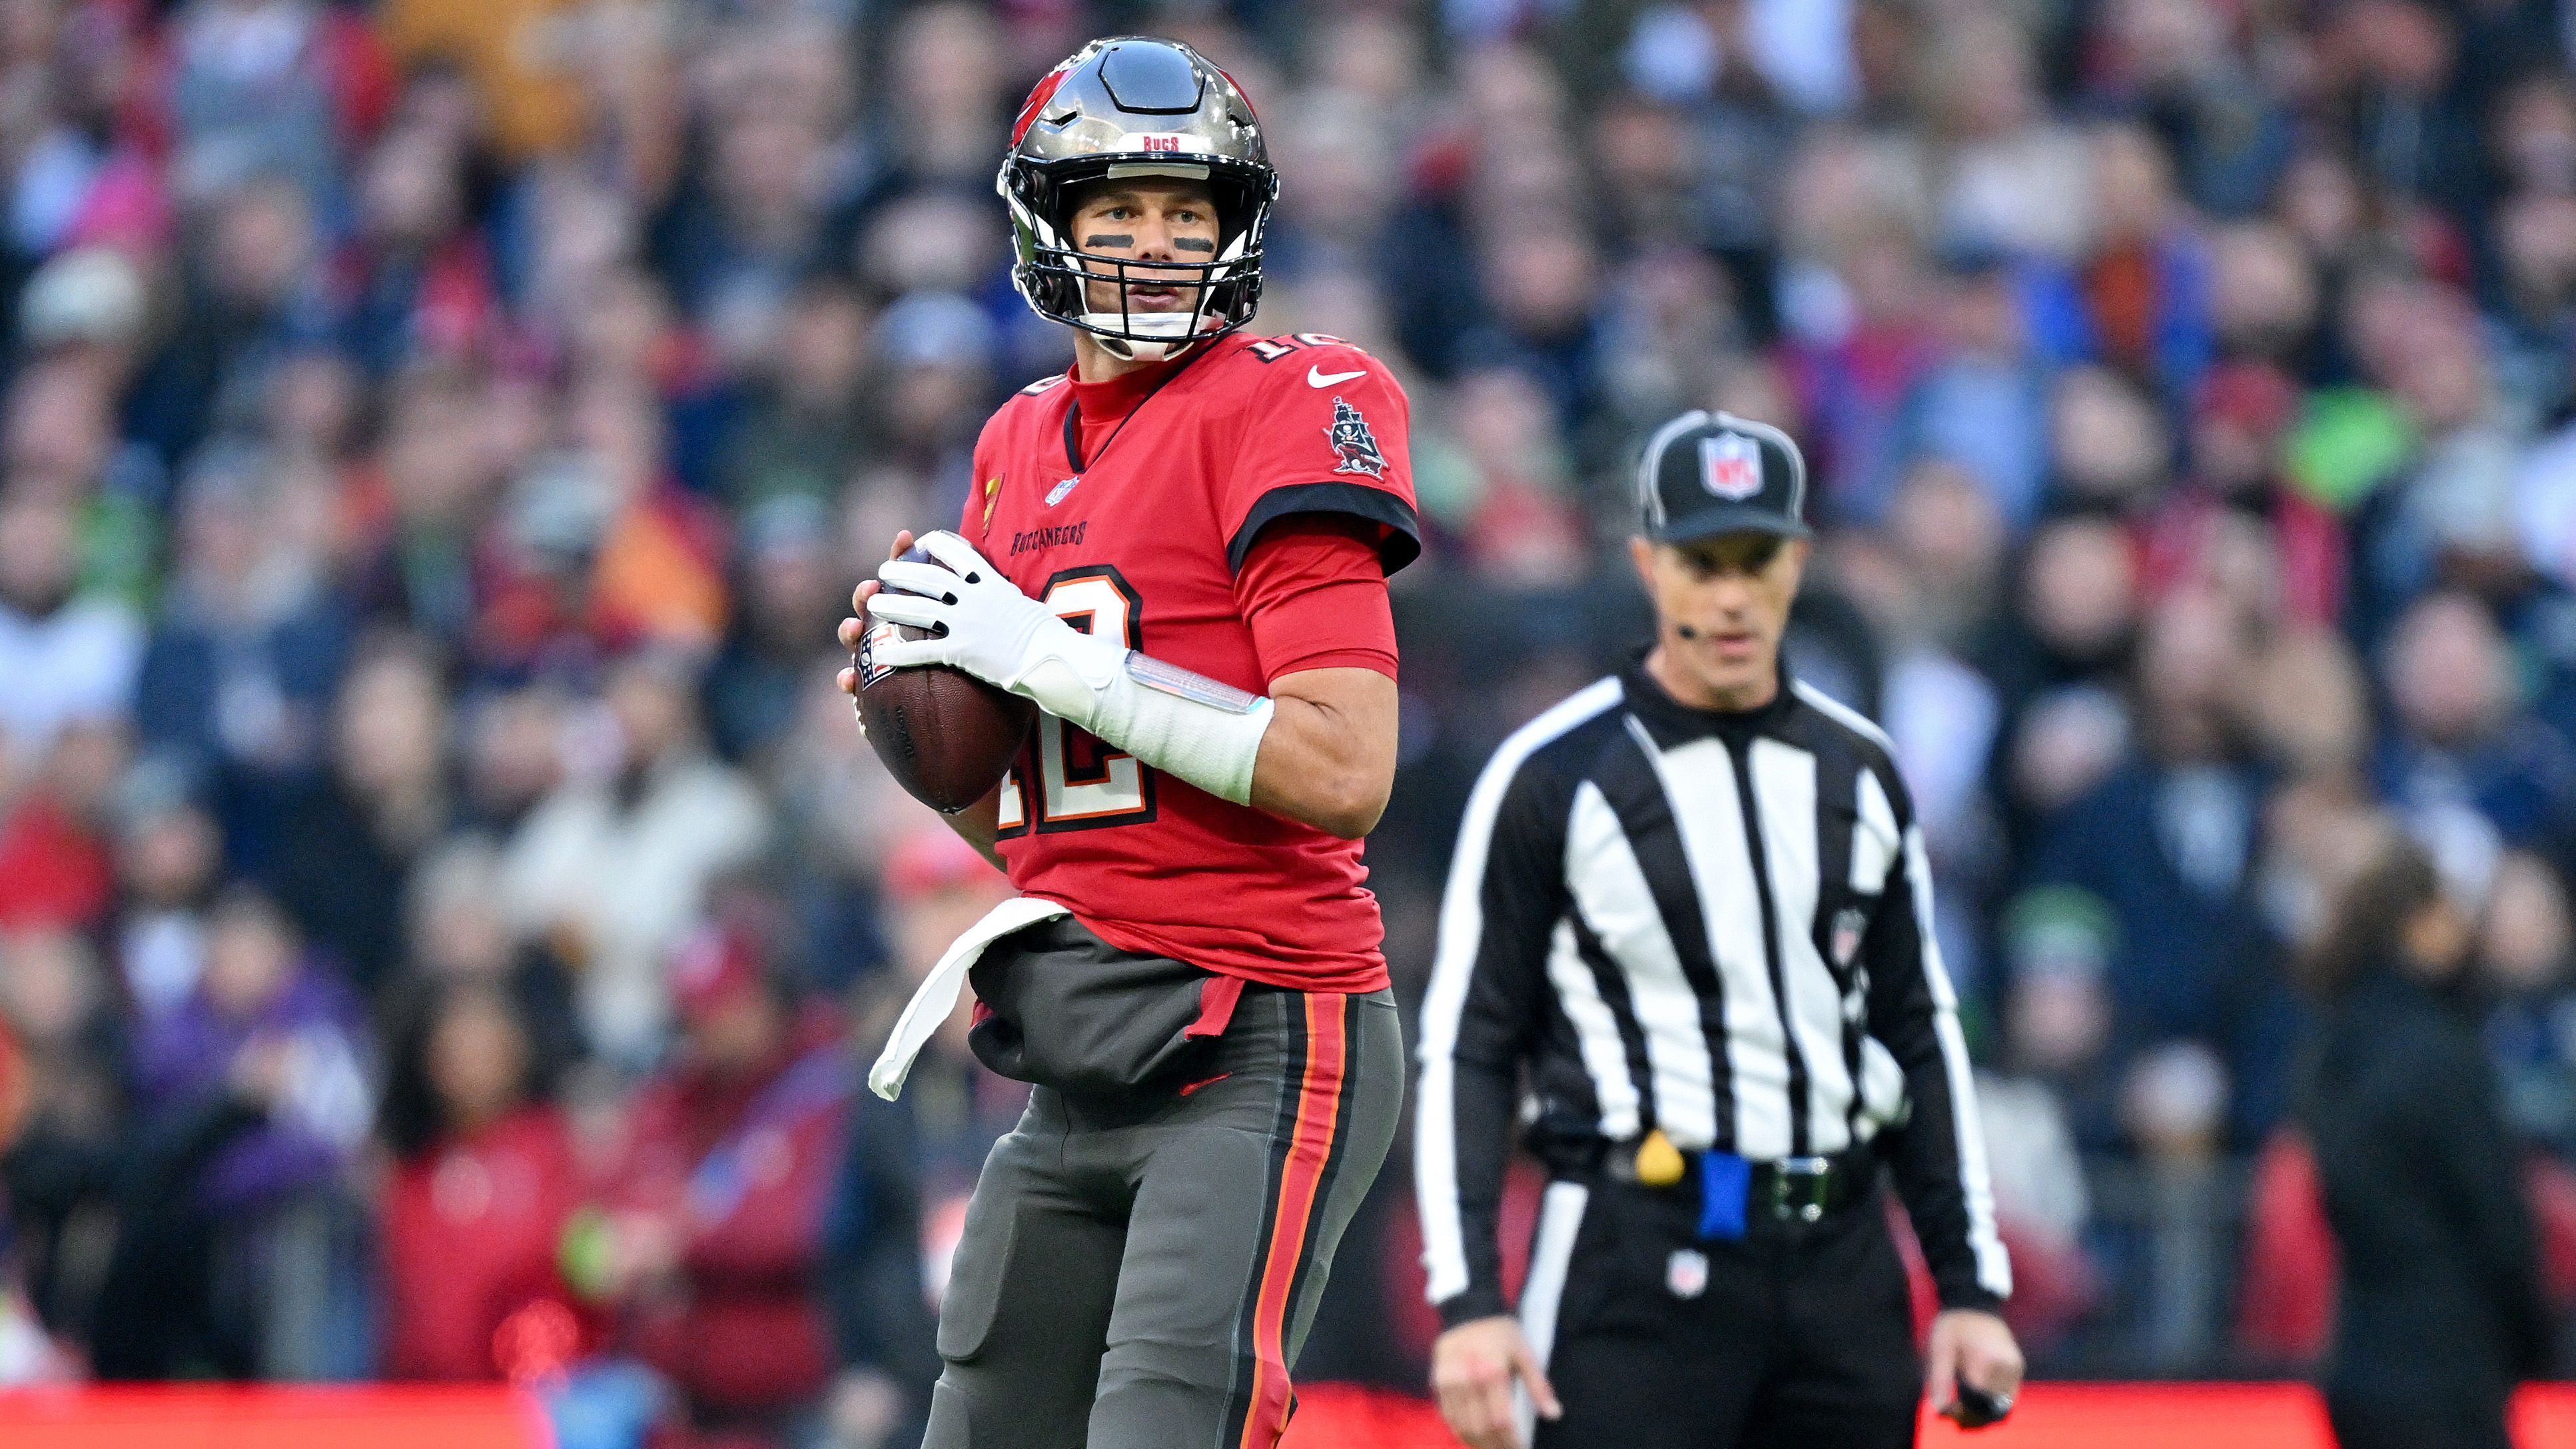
left=1415, top=412, right=2024, bottom=1448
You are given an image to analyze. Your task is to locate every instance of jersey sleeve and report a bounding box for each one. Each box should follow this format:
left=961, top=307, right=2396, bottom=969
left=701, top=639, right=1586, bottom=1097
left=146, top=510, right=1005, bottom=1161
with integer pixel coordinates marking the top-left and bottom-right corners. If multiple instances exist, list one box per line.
left=1234, top=516, right=1399, bottom=682
left=1416, top=739, right=1578, bottom=1324
left=1218, top=342, right=1422, bottom=576
left=959, top=412, right=1008, bottom=544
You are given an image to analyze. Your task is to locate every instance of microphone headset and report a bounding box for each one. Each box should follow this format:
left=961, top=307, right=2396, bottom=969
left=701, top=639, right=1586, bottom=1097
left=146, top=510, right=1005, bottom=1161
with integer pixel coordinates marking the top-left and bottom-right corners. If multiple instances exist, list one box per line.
left=1675, top=623, right=1701, bottom=639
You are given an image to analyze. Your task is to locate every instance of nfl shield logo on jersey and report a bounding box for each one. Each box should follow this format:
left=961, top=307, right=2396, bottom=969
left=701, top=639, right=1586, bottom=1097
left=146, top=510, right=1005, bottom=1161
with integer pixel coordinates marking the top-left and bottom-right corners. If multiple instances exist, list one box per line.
left=1045, top=476, right=1080, bottom=507
left=1700, top=430, right=1765, bottom=500
left=1326, top=397, right=1386, bottom=478
left=1666, top=1248, right=1709, bottom=1299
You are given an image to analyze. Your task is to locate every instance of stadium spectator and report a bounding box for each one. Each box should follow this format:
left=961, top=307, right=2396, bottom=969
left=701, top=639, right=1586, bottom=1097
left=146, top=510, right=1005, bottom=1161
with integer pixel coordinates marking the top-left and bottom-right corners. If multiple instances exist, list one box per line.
left=125, top=179, right=336, bottom=474
left=594, top=921, right=850, bottom=1446
left=703, top=495, right=844, bottom=767
left=0, top=928, right=128, bottom=1344
left=376, top=977, right=592, bottom=1381
left=1901, top=246, right=2052, bottom=531
left=105, top=769, right=226, bottom=1023
left=0, top=720, right=123, bottom=932
left=2021, top=591, right=2301, bottom=1147
left=500, top=652, right=764, bottom=1065
left=0, top=491, right=141, bottom=777
left=131, top=450, right=353, bottom=855
left=266, top=634, right=454, bottom=996
left=407, top=835, right=585, bottom=1071
left=2375, top=590, right=2576, bottom=876
left=818, top=1080, right=937, bottom=1449
left=94, top=885, right=371, bottom=1378
left=336, top=364, right=491, bottom=650
left=717, top=276, right=872, bottom=513
left=2300, top=827, right=2553, bottom=1449
left=2478, top=849, right=2576, bottom=1158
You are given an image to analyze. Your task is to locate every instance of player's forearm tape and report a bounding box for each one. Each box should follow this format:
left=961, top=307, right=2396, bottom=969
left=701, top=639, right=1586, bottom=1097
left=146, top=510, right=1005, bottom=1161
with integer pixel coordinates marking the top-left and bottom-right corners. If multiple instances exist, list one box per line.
left=1009, top=626, right=1274, bottom=805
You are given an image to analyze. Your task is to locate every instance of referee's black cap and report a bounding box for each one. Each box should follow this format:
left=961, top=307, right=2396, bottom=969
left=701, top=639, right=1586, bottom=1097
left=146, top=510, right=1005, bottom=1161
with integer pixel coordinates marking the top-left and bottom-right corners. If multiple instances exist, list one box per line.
left=1634, top=410, right=1811, bottom=544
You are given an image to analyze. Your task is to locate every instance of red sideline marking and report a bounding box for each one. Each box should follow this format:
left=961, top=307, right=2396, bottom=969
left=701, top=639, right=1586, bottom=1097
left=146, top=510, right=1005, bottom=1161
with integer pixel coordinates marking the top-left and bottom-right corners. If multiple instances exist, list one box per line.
left=0, top=1385, right=546, bottom=1449
left=1277, top=1382, right=2576, bottom=1448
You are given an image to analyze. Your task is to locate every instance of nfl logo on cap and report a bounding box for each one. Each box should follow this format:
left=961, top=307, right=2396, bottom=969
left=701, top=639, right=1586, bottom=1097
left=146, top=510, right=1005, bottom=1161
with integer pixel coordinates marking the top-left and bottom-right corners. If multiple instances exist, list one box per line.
left=1637, top=408, right=1811, bottom=541
left=1701, top=432, right=1765, bottom=500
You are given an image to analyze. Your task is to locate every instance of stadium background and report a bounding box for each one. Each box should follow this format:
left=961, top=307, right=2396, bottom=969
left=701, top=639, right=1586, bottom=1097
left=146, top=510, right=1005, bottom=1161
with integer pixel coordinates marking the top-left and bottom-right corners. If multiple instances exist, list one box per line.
left=4, top=0, right=2576, bottom=1441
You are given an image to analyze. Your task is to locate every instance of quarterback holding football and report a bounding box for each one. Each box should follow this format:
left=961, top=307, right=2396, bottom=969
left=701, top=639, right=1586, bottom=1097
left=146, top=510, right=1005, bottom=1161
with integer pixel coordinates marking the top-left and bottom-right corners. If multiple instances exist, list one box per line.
left=836, top=35, right=1417, bottom=1448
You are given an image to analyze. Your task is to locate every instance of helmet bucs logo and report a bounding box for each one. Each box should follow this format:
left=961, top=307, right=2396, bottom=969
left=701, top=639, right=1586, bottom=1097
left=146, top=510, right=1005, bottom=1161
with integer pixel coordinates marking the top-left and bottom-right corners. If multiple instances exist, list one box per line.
left=1700, top=431, right=1765, bottom=500
left=1326, top=397, right=1385, bottom=478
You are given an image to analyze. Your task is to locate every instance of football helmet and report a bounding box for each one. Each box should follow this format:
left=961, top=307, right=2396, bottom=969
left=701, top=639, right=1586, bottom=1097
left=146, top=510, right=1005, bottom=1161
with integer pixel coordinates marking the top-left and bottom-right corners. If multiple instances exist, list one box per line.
left=999, top=37, right=1275, bottom=362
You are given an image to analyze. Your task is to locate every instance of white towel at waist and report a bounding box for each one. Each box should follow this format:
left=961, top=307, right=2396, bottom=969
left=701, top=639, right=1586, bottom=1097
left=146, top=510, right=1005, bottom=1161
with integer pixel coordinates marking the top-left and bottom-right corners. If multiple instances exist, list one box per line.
left=867, top=895, right=1071, bottom=1100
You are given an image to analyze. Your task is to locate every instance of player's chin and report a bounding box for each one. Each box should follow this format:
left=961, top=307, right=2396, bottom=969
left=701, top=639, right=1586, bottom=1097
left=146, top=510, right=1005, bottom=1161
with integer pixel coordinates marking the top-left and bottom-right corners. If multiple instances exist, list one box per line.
left=1089, top=284, right=1199, bottom=315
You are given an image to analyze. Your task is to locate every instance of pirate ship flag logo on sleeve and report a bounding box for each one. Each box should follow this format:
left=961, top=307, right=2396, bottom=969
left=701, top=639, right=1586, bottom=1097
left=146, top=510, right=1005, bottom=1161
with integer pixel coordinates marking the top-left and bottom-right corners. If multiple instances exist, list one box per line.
left=1326, top=397, right=1386, bottom=478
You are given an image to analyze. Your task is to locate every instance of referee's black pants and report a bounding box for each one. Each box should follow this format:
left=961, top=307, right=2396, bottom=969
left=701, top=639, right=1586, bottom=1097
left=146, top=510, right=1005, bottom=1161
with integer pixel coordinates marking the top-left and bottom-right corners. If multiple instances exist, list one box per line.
left=1525, top=1172, right=1921, bottom=1449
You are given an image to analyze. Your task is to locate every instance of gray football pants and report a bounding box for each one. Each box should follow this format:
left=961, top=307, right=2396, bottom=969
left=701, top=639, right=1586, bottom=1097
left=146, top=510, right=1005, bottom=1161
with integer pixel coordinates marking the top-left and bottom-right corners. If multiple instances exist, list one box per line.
left=922, top=984, right=1402, bottom=1449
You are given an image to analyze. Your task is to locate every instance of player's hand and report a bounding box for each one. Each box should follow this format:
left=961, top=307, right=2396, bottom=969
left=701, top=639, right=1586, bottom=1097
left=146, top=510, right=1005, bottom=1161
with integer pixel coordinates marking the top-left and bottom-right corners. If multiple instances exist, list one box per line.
left=837, top=530, right=917, bottom=700
left=1926, top=1307, right=2023, bottom=1428
left=867, top=530, right=1073, bottom=692
left=1431, top=1315, right=1559, bottom=1449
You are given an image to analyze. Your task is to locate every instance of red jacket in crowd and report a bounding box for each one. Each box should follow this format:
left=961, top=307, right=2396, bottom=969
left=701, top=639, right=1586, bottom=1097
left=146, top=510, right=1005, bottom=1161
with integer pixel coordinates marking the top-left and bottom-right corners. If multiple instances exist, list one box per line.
left=610, top=1012, right=851, bottom=1414
left=380, top=1103, right=596, bottom=1380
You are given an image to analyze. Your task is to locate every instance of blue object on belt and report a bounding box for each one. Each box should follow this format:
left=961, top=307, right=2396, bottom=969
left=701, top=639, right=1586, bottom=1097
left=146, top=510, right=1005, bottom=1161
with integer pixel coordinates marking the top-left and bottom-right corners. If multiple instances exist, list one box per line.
left=1697, top=1151, right=1751, bottom=1240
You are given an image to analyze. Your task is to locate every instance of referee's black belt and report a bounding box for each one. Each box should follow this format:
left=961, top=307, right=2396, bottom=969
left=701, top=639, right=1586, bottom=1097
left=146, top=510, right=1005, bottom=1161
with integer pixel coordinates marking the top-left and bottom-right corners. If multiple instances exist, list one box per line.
left=1597, top=1138, right=1879, bottom=1225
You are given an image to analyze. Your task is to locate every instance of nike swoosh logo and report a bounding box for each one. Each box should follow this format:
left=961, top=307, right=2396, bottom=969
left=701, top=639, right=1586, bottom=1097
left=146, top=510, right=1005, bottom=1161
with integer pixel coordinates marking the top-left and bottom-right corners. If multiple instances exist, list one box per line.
left=1308, top=365, right=1366, bottom=388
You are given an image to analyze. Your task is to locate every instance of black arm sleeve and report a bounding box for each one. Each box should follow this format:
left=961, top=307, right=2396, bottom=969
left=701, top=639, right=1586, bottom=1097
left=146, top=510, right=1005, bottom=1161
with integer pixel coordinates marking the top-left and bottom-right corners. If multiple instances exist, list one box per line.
left=1859, top=768, right=2012, bottom=1312
left=1416, top=749, right=1575, bottom=1328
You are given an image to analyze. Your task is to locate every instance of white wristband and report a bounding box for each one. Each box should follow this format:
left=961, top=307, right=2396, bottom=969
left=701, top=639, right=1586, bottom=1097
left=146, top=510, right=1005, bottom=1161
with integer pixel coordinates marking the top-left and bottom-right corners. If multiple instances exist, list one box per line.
left=1010, top=626, right=1274, bottom=806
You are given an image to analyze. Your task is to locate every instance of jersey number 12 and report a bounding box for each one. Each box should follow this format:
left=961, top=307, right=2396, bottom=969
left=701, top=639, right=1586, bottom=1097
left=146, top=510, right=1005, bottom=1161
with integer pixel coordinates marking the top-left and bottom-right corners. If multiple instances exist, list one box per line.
left=994, top=568, right=1156, bottom=835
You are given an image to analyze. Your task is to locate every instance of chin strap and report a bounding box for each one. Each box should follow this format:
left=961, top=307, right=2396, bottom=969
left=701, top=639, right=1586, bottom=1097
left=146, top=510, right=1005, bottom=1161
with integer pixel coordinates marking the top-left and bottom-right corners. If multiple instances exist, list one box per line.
left=1077, top=312, right=1216, bottom=363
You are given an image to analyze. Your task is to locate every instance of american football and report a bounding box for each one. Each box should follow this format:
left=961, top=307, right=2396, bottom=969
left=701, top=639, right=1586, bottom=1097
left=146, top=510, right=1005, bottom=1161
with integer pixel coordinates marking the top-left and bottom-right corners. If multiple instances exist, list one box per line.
left=855, top=542, right=1036, bottom=813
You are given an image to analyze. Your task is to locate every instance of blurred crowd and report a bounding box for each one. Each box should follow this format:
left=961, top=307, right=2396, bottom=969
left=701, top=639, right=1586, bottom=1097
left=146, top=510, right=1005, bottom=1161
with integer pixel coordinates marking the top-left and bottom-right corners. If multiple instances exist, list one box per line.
left=6, top=0, right=2576, bottom=1431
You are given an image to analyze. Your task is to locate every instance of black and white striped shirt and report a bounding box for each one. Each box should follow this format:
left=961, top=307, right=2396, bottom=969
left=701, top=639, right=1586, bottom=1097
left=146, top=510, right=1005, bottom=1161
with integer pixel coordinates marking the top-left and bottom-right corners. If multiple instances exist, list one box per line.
left=1415, top=660, right=2011, bottom=1326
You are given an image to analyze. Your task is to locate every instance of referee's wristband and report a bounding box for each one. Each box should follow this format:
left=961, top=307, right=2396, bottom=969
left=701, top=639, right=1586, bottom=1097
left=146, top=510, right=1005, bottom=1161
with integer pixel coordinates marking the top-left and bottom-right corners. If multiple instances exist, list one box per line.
left=1432, top=1287, right=1513, bottom=1330
left=1936, top=1284, right=2007, bottom=1315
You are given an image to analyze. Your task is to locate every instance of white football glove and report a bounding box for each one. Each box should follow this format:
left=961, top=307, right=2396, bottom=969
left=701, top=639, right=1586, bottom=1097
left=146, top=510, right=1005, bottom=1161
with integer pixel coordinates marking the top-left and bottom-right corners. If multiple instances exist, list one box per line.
left=865, top=531, right=1125, bottom=710
left=863, top=530, right=1276, bottom=805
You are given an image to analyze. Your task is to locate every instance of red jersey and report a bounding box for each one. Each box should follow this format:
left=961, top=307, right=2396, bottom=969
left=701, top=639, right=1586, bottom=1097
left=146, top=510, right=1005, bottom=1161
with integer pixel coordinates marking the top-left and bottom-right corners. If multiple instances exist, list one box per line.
left=963, top=330, right=1419, bottom=995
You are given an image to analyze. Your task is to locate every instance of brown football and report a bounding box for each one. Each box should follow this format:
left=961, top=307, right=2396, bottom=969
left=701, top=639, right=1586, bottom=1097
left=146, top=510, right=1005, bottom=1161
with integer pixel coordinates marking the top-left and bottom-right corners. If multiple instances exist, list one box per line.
left=854, top=544, right=1037, bottom=814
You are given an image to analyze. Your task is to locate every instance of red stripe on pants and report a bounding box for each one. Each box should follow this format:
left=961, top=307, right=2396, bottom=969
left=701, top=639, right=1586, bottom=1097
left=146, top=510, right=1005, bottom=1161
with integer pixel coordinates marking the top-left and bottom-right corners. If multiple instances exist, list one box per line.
left=1239, top=993, right=1349, bottom=1448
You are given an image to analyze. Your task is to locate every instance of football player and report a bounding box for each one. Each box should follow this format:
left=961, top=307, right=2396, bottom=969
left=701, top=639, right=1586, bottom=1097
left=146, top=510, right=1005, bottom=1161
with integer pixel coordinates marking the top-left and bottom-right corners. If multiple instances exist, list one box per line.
left=836, top=36, right=1418, bottom=1449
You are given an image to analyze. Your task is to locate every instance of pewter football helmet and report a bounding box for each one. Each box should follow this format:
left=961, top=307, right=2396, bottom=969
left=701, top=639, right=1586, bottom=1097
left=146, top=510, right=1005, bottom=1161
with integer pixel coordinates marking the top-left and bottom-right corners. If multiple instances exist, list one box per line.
left=999, top=37, right=1276, bottom=361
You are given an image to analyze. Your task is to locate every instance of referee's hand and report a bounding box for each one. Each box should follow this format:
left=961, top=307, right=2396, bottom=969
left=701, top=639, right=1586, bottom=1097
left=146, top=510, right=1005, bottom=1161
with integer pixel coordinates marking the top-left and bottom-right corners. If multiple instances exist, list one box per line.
left=1432, top=1316, right=1560, bottom=1449
left=1926, top=1308, right=2025, bottom=1427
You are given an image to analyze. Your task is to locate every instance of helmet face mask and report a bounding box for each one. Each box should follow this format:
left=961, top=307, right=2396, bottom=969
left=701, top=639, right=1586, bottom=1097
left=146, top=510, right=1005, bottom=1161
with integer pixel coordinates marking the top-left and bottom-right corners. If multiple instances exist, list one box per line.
left=999, top=38, right=1277, bottom=362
